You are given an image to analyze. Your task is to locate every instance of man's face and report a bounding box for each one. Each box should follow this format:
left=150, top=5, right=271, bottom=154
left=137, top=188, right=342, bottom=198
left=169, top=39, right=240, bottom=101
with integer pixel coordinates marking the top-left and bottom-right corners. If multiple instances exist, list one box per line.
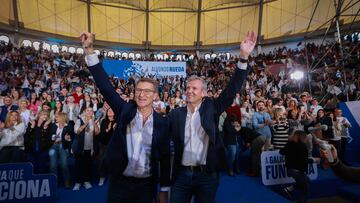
left=134, top=82, right=156, bottom=108
left=67, top=96, right=74, bottom=103
left=301, top=96, right=307, bottom=103
left=335, top=109, right=342, bottom=117
left=257, top=102, right=265, bottom=111
left=61, top=89, right=68, bottom=96
left=312, top=99, right=318, bottom=106
left=185, top=80, right=205, bottom=105
left=154, top=93, right=160, bottom=102
left=76, top=86, right=82, bottom=93
left=4, top=97, right=12, bottom=106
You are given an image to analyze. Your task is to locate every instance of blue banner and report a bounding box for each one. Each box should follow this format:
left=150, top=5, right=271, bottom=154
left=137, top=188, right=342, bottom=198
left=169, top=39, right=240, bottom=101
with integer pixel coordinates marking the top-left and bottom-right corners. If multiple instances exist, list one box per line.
left=0, top=163, right=57, bottom=203
left=103, top=59, right=186, bottom=79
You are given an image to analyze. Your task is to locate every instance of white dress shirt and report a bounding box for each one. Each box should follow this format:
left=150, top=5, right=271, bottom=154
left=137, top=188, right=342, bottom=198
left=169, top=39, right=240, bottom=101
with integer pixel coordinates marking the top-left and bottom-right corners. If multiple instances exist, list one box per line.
left=123, top=110, right=153, bottom=178
left=182, top=103, right=209, bottom=166
left=85, top=53, right=170, bottom=191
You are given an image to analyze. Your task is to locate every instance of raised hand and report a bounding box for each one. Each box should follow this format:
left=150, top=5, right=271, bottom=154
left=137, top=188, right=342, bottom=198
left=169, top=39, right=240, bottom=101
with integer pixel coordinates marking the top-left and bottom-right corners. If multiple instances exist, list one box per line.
left=79, top=32, right=95, bottom=55
left=240, top=31, right=257, bottom=59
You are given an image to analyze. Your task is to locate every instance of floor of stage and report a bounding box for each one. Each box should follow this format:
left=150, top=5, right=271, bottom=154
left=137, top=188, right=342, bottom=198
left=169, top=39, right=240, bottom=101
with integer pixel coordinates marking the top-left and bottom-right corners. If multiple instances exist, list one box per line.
left=54, top=167, right=357, bottom=203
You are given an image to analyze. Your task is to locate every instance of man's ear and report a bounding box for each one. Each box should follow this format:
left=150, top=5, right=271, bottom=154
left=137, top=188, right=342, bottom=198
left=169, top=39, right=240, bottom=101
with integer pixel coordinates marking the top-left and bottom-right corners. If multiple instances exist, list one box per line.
left=202, top=90, right=207, bottom=97
left=152, top=93, right=158, bottom=101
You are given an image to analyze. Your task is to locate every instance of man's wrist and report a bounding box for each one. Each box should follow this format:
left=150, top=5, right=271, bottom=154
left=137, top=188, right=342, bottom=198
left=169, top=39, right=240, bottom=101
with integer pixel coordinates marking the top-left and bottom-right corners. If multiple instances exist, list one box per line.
left=85, top=47, right=95, bottom=55
left=239, top=53, right=249, bottom=60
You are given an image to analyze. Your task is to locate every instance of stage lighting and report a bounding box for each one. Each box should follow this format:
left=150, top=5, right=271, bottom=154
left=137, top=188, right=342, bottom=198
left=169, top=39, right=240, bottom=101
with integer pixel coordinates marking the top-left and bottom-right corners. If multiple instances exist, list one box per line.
left=290, top=70, right=304, bottom=80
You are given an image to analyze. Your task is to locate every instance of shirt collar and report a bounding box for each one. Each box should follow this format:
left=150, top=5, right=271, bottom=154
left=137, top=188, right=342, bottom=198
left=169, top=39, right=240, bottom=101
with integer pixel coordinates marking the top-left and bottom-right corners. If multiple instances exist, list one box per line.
left=56, top=123, right=68, bottom=128
left=187, top=102, right=202, bottom=115
left=136, top=109, right=154, bottom=123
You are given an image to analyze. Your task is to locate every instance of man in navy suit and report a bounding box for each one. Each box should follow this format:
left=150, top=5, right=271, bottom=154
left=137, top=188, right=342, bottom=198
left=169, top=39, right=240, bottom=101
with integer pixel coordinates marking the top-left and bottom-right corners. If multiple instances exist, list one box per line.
left=80, top=32, right=170, bottom=203
left=168, top=31, right=257, bottom=203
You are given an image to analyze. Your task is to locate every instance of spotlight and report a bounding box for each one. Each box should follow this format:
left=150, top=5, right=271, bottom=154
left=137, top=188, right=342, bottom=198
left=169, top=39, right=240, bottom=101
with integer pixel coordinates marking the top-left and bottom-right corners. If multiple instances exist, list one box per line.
left=290, top=70, right=304, bottom=80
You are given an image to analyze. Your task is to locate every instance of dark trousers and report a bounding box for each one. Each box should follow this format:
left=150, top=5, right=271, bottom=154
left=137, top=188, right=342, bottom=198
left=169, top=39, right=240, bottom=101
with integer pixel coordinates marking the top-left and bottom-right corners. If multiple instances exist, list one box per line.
left=251, top=136, right=266, bottom=175
left=339, top=137, right=348, bottom=162
left=329, top=140, right=341, bottom=160
left=287, top=169, right=310, bottom=203
left=97, top=144, right=108, bottom=178
left=170, top=168, right=219, bottom=203
left=74, top=150, right=93, bottom=183
left=0, top=146, right=26, bottom=163
left=107, top=175, right=155, bottom=203
left=28, top=151, right=49, bottom=174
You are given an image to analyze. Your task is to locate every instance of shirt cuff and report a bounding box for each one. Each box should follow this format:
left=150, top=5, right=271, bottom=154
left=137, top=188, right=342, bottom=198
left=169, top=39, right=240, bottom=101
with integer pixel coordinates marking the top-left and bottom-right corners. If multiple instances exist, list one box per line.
left=160, top=187, right=170, bottom=192
left=237, top=61, right=248, bottom=70
left=85, top=53, right=99, bottom=67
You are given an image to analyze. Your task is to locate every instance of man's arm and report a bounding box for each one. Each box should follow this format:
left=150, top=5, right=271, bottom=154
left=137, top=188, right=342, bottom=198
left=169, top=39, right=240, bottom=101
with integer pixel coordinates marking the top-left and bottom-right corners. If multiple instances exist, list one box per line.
left=157, top=117, right=171, bottom=203
left=213, top=31, right=257, bottom=115
left=331, top=160, right=360, bottom=182
left=80, top=32, right=125, bottom=116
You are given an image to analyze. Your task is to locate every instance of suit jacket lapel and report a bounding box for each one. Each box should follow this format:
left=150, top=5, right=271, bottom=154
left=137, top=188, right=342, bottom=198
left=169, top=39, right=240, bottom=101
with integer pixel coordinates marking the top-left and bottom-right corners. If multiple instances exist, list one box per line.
left=199, top=99, right=215, bottom=144
left=121, top=106, right=137, bottom=156
left=179, top=107, right=187, bottom=145
left=152, top=112, right=159, bottom=146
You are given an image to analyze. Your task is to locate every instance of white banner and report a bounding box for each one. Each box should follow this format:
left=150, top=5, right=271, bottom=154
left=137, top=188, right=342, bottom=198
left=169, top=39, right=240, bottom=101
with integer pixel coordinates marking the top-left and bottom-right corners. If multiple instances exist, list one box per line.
left=136, top=61, right=186, bottom=77
left=261, top=151, right=318, bottom=186
left=103, top=60, right=187, bottom=79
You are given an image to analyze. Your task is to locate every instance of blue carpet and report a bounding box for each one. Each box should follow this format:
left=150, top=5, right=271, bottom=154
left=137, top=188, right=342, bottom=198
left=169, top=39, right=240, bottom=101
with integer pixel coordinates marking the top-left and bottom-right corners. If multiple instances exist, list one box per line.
left=53, top=157, right=360, bottom=203
left=54, top=173, right=289, bottom=203
left=338, top=185, right=360, bottom=202
left=270, top=167, right=360, bottom=201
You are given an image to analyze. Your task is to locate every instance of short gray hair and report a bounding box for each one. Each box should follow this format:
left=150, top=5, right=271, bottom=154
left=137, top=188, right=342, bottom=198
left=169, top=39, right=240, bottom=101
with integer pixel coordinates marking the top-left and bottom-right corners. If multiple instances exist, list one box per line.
left=187, top=75, right=207, bottom=92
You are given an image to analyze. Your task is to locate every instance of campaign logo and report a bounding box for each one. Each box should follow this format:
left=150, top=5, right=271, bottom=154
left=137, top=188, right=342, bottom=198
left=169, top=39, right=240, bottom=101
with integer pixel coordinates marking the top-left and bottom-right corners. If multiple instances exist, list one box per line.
left=123, top=63, right=145, bottom=78
left=0, top=163, right=57, bottom=203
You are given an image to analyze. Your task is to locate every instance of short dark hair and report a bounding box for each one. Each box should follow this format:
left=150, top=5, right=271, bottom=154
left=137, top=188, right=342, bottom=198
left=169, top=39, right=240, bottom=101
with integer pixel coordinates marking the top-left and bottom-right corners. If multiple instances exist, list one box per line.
left=136, top=78, right=158, bottom=93
left=257, top=100, right=265, bottom=105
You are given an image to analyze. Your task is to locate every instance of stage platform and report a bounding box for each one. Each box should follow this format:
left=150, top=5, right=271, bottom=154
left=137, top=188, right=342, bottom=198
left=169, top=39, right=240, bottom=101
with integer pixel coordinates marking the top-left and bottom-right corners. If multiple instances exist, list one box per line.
left=54, top=164, right=360, bottom=203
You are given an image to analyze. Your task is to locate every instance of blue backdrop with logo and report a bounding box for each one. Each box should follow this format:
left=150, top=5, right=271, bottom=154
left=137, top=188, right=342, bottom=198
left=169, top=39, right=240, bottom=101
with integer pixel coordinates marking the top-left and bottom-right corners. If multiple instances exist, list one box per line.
left=102, top=59, right=186, bottom=79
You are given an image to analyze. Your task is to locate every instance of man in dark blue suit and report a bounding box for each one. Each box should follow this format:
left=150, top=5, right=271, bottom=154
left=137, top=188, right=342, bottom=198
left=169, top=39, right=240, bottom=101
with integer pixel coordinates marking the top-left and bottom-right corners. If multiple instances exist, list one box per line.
left=168, top=31, right=257, bottom=203
left=80, top=32, right=170, bottom=203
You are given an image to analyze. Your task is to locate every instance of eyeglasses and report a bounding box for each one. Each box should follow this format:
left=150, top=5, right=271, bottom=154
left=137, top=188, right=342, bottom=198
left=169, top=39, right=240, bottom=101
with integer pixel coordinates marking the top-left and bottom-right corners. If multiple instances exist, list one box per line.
left=135, top=88, right=155, bottom=95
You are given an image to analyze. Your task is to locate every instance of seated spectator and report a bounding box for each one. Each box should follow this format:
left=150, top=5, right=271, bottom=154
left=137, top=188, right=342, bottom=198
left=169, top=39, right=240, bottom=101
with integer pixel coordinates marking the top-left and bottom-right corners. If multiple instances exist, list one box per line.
left=0, top=96, right=19, bottom=122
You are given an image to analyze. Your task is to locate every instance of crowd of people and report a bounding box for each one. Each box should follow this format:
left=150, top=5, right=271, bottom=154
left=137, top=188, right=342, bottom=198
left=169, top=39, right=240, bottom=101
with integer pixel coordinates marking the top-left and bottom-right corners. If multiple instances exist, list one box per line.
left=0, top=35, right=359, bottom=202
